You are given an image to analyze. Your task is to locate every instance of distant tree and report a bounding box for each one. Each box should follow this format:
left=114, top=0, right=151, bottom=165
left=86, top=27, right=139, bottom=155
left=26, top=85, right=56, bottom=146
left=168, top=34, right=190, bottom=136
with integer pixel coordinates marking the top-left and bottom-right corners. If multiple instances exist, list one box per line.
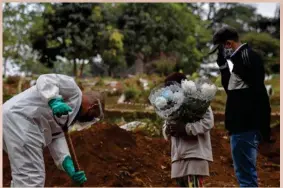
left=242, top=32, right=280, bottom=73
left=31, top=3, right=127, bottom=77
left=250, top=6, right=280, bottom=39
left=94, top=4, right=127, bottom=77
left=117, top=3, right=211, bottom=74
left=3, top=3, right=49, bottom=76
left=208, top=3, right=258, bottom=33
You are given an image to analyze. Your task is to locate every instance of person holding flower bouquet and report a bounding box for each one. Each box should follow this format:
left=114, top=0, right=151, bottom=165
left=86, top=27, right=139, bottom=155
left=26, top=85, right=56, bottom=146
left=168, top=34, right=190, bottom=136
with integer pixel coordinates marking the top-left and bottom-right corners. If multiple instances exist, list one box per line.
left=149, top=73, right=215, bottom=187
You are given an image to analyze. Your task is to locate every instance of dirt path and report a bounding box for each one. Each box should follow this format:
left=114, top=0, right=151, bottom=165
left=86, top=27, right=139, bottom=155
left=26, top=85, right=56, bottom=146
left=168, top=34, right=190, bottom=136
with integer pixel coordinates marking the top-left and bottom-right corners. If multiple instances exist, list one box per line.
left=3, top=123, right=280, bottom=187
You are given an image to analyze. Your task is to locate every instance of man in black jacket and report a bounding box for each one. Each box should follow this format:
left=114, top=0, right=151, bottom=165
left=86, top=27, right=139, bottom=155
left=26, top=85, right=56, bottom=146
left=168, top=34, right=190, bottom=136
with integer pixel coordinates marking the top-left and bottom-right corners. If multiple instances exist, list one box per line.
left=209, top=26, right=271, bottom=187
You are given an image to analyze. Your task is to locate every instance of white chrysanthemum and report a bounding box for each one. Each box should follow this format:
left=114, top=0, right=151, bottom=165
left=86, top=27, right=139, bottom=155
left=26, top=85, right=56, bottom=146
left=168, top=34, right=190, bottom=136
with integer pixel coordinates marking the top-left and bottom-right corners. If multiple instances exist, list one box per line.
left=181, top=80, right=197, bottom=94
left=154, top=97, right=168, bottom=109
left=201, top=83, right=210, bottom=90
left=172, top=91, right=185, bottom=104
left=161, top=89, right=174, bottom=101
left=201, top=83, right=217, bottom=100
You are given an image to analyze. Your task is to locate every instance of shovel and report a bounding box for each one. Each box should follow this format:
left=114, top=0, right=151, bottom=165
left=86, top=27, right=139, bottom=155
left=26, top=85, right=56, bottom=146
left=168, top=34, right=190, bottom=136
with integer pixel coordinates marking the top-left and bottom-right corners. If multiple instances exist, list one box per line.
left=53, top=114, right=84, bottom=187
left=52, top=98, right=104, bottom=187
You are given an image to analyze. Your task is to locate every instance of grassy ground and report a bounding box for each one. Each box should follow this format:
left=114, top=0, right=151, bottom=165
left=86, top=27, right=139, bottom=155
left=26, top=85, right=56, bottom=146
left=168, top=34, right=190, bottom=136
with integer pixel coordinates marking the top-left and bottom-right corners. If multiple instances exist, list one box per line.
left=3, top=74, right=280, bottom=113
left=103, top=74, right=280, bottom=113
left=265, top=74, right=280, bottom=112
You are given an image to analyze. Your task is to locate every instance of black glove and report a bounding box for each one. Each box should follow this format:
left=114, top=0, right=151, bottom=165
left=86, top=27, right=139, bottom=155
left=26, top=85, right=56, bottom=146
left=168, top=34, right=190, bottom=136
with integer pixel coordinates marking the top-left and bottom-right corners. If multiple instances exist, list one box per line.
left=216, top=45, right=226, bottom=67
left=168, top=121, right=187, bottom=137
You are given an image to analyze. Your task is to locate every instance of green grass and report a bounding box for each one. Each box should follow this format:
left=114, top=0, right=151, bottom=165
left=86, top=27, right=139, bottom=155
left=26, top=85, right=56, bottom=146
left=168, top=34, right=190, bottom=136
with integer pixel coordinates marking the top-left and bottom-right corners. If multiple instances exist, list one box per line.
left=3, top=74, right=280, bottom=113
left=104, top=74, right=279, bottom=113
left=265, top=74, right=280, bottom=112
left=106, top=103, right=149, bottom=111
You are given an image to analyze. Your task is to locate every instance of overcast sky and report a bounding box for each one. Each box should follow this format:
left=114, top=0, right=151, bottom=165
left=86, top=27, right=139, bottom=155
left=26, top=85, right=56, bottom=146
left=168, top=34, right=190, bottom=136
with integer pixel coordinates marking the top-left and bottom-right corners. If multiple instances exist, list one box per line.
left=201, top=2, right=279, bottom=18
left=249, top=3, right=279, bottom=17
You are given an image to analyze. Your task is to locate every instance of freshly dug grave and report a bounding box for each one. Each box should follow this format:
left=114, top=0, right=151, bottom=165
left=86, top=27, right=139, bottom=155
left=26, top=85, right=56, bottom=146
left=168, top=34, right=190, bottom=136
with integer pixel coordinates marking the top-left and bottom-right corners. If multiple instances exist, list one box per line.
left=3, top=123, right=280, bottom=187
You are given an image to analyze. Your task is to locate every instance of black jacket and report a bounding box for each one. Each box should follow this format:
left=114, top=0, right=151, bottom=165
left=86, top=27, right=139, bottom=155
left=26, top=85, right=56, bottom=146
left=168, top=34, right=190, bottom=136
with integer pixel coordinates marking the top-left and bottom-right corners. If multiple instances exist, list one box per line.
left=219, top=43, right=271, bottom=141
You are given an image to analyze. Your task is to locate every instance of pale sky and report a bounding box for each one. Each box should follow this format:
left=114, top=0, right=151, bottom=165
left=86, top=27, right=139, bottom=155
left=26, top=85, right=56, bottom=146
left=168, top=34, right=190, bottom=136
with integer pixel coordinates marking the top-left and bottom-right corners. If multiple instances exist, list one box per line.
left=249, top=3, right=279, bottom=18
left=201, top=2, right=279, bottom=19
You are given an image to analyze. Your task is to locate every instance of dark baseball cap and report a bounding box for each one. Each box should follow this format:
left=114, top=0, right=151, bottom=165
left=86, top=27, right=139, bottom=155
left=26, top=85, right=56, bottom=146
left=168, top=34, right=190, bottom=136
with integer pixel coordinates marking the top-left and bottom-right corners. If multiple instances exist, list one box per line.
left=208, top=26, right=239, bottom=54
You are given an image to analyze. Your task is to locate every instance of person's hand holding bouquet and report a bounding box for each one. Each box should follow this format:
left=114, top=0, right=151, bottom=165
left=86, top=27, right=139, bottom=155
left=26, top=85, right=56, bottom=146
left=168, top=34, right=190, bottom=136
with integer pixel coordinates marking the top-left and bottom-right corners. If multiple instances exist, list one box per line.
left=167, top=121, right=198, bottom=141
left=167, top=121, right=187, bottom=137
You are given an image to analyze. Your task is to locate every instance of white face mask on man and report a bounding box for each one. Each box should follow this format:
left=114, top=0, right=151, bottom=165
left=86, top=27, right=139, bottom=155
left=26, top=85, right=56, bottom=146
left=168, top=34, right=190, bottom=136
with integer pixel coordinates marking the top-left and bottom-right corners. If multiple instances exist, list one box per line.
left=222, top=41, right=235, bottom=59
left=223, top=47, right=234, bottom=59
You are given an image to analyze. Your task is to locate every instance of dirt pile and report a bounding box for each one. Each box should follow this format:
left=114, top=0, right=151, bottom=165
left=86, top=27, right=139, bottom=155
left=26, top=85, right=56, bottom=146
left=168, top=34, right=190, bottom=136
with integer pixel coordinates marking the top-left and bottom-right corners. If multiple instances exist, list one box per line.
left=3, top=123, right=174, bottom=187
left=3, top=123, right=280, bottom=187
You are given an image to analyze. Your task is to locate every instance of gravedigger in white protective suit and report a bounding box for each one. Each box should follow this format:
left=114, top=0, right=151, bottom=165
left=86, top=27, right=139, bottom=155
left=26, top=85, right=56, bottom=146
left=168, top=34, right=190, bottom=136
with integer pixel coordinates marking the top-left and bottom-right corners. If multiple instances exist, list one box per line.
left=3, top=74, right=105, bottom=187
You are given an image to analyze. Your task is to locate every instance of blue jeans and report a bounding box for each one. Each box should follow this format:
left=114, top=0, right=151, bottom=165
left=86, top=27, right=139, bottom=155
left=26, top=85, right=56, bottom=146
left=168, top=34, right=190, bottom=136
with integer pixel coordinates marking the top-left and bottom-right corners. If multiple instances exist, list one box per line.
left=230, top=131, right=261, bottom=187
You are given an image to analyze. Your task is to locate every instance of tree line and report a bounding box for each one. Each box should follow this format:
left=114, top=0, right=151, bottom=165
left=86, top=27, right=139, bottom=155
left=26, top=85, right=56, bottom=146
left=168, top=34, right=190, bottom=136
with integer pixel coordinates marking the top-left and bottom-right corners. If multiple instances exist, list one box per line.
left=3, top=3, right=280, bottom=77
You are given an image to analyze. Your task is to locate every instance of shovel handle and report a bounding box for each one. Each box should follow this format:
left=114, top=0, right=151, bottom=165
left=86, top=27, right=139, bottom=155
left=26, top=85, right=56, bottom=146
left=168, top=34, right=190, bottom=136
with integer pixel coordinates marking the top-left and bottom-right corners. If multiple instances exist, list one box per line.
left=53, top=113, right=84, bottom=187
left=64, top=130, right=84, bottom=187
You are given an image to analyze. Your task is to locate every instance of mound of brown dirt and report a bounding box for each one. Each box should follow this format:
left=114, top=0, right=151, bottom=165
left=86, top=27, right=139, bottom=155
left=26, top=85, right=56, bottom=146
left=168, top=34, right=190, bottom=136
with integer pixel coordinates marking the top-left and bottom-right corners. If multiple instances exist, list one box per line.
left=3, top=123, right=280, bottom=187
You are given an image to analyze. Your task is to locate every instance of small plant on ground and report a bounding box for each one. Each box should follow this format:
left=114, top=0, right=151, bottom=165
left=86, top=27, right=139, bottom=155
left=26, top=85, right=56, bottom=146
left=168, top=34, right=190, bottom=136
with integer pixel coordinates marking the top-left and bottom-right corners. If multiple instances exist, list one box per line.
left=152, top=57, right=176, bottom=76
left=124, top=86, right=141, bottom=102
left=96, top=78, right=105, bottom=86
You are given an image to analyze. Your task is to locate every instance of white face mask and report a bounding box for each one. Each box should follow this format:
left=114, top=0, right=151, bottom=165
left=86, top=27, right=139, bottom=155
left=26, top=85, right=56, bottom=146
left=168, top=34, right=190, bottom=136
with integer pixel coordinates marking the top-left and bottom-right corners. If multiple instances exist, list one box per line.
left=223, top=48, right=234, bottom=59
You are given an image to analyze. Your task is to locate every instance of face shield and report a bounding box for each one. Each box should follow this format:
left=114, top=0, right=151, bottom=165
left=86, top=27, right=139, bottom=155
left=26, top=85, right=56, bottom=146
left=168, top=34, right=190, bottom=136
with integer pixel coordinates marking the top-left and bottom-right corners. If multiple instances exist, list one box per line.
left=72, top=99, right=104, bottom=131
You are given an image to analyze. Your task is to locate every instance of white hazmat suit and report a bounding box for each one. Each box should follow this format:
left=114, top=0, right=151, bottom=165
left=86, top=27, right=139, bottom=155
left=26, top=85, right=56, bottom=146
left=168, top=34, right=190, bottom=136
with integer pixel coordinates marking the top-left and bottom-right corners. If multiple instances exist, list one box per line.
left=3, top=74, right=82, bottom=187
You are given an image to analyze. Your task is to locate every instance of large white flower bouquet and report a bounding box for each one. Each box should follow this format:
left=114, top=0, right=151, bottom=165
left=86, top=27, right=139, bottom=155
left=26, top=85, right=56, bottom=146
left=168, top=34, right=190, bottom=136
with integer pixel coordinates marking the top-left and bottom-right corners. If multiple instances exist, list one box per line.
left=148, top=78, right=217, bottom=123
